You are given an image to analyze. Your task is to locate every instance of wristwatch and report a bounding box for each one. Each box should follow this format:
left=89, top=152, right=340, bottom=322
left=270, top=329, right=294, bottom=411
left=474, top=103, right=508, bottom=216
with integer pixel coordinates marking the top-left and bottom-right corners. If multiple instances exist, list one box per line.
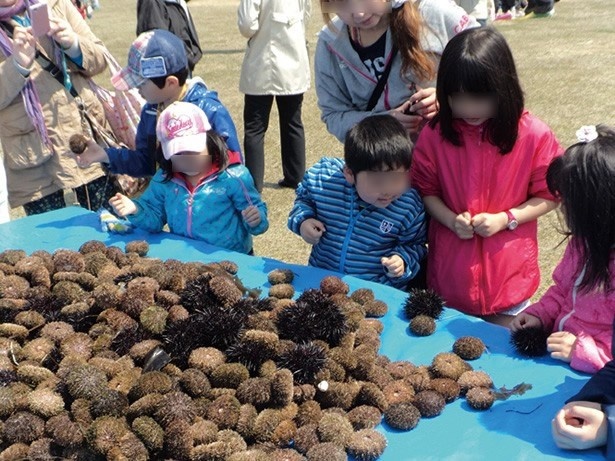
left=505, top=210, right=518, bottom=231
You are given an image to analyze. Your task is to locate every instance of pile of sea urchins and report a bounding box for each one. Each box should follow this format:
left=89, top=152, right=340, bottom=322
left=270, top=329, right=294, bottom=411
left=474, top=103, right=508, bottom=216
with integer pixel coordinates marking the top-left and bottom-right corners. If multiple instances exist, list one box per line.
left=0, top=243, right=496, bottom=460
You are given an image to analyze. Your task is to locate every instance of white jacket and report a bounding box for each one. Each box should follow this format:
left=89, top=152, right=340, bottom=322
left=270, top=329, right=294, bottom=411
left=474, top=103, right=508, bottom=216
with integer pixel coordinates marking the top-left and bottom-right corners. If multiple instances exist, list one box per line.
left=238, top=0, right=311, bottom=96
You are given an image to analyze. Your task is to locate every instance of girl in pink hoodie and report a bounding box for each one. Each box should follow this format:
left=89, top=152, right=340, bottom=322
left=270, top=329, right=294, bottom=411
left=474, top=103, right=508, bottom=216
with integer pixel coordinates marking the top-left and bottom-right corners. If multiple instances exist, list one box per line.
left=511, top=125, right=615, bottom=373
left=410, top=27, right=561, bottom=321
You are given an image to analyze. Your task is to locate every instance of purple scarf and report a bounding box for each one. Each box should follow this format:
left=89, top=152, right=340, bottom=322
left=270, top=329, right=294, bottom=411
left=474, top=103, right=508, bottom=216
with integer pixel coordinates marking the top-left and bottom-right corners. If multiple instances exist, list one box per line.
left=0, top=0, right=26, bottom=21
left=0, top=0, right=54, bottom=153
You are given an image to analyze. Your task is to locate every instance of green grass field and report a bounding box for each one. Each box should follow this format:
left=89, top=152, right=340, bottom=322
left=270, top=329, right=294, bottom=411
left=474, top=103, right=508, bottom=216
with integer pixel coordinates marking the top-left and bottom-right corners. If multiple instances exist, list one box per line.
left=22, top=0, right=615, bottom=299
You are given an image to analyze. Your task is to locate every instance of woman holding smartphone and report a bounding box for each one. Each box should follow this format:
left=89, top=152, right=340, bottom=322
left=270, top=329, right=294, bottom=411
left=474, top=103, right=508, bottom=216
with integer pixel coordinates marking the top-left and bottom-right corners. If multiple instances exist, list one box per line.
left=0, top=0, right=116, bottom=215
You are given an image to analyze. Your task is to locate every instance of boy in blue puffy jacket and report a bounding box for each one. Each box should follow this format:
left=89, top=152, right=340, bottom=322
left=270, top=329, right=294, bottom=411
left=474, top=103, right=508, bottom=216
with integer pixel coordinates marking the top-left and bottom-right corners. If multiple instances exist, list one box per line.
left=288, top=114, right=427, bottom=289
left=74, top=29, right=241, bottom=177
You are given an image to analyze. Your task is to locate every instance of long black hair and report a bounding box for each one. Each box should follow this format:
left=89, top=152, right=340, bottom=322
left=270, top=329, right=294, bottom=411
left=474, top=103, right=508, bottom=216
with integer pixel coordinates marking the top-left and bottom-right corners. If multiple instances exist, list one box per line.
left=431, top=27, right=524, bottom=154
left=158, top=129, right=229, bottom=181
left=546, top=125, right=615, bottom=292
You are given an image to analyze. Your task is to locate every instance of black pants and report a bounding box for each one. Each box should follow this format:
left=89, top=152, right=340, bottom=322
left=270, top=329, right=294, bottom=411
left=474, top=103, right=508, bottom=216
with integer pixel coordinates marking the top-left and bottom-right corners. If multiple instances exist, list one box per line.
left=23, top=174, right=118, bottom=216
left=243, top=94, right=306, bottom=192
left=527, top=0, right=553, bottom=13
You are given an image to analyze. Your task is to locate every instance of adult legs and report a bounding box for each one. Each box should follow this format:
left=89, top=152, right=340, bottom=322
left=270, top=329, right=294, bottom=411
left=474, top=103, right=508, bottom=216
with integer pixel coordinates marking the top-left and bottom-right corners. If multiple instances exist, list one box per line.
left=243, top=94, right=274, bottom=193
left=275, top=94, right=306, bottom=188
left=73, top=174, right=118, bottom=211
left=22, top=190, right=66, bottom=216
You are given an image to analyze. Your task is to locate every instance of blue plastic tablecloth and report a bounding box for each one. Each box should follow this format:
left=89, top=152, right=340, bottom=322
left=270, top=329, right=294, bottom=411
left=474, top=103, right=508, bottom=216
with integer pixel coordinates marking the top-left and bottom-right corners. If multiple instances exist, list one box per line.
left=0, top=207, right=604, bottom=460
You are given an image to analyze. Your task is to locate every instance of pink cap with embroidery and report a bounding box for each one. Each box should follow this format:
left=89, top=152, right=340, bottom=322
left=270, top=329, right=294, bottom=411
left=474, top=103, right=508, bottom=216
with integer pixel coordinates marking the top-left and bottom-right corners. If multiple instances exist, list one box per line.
left=156, top=102, right=212, bottom=160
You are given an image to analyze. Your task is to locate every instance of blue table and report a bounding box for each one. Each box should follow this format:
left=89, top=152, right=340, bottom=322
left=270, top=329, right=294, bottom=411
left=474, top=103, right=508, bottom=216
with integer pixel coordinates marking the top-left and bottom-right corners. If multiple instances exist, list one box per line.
left=0, top=208, right=603, bottom=460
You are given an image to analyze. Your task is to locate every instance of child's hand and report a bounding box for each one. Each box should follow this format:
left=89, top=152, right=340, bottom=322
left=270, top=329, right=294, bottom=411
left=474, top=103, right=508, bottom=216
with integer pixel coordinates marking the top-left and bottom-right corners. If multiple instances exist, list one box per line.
left=509, top=313, right=542, bottom=332
left=453, top=211, right=474, bottom=239
left=300, top=218, right=326, bottom=245
left=471, top=212, right=508, bottom=238
left=241, top=205, right=261, bottom=228
left=72, top=140, right=109, bottom=168
left=547, top=331, right=577, bottom=362
left=109, top=193, right=137, bottom=217
left=552, top=401, right=607, bottom=450
left=381, top=255, right=405, bottom=277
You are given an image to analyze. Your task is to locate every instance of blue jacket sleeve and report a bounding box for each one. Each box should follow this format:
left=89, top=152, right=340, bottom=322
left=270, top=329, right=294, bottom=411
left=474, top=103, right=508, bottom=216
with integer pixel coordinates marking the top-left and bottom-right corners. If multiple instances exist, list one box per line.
left=226, top=166, right=268, bottom=235
left=128, top=174, right=168, bottom=232
left=105, top=107, right=157, bottom=177
left=288, top=179, right=318, bottom=235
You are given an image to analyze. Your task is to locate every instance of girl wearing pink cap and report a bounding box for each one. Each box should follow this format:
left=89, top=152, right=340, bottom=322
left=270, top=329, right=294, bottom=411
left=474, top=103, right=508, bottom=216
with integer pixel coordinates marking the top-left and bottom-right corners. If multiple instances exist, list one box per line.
left=109, top=102, right=268, bottom=254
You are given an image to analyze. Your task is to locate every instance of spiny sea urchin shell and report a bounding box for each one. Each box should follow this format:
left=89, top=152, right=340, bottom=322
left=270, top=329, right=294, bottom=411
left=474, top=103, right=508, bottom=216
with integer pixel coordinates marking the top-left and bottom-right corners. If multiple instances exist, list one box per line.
left=3, top=411, right=45, bottom=444
left=267, top=269, right=294, bottom=285
left=453, top=336, right=486, bottom=360
left=429, top=378, right=460, bottom=403
left=431, top=353, right=472, bottom=381
left=276, top=290, right=348, bottom=347
left=403, top=288, right=445, bottom=320
left=466, top=387, right=495, bottom=410
left=363, top=300, right=388, bottom=318
left=413, top=390, right=446, bottom=418
left=347, top=405, right=382, bottom=430
left=383, top=380, right=415, bottom=406
left=510, top=326, right=549, bottom=357
left=307, top=442, right=347, bottom=461
left=317, top=412, right=354, bottom=446
left=276, top=342, right=327, bottom=385
left=319, top=276, right=349, bottom=296
left=63, top=364, right=108, bottom=400
left=350, top=288, right=375, bottom=305
left=409, top=315, right=436, bottom=336
left=225, top=330, right=279, bottom=374
left=384, top=403, right=421, bottom=431
left=268, top=283, right=295, bottom=300
left=457, top=370, right=493, bottom=395
left=346, top=428, right=387, bottom=461
left=125, top=240, right=149, bottom=256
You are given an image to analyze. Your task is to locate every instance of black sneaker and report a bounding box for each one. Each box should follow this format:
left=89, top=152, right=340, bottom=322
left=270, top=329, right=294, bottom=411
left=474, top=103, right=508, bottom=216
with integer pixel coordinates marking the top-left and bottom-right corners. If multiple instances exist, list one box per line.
left=277, top=179, right=298, bottom=189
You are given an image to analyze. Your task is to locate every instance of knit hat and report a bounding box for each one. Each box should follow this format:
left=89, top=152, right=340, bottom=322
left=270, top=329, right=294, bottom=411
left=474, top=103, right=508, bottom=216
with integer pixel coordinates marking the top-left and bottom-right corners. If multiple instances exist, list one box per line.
left=156, top=102, right=211, bottom=160
left=111, top=29, right=188, bottom=91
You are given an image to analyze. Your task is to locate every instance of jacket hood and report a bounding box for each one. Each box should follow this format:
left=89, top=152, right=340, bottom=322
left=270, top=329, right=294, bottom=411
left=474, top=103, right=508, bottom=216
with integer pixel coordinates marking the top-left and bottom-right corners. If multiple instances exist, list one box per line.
left=317, top=17, right=346, bottom=44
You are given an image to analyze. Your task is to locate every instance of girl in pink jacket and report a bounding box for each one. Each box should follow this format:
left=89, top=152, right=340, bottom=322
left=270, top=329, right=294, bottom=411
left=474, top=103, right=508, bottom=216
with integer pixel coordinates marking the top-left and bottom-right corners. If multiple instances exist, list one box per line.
left=511, top=125, right=615, bottom=374
left=410, top=27, right=561, bottom=321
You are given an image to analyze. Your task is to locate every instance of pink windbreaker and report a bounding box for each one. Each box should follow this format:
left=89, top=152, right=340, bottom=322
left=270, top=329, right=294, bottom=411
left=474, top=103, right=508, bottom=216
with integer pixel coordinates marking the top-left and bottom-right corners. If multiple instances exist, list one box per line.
left=525, top=240, right=615, bottom=373
left=410, top=112, right=561, bottom=315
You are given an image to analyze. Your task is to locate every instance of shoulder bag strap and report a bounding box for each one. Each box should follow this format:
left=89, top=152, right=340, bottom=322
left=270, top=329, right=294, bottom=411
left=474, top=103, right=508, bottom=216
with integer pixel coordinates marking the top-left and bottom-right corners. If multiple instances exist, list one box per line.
left=365, top=45, right=399, bottom=112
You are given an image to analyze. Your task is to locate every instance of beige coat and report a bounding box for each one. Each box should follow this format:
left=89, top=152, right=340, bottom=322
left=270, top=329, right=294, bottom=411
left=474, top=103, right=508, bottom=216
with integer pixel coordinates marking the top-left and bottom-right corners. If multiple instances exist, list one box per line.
left=238, top=0, right=311, bottom=96
left=0, top=0, right=108, bottom=207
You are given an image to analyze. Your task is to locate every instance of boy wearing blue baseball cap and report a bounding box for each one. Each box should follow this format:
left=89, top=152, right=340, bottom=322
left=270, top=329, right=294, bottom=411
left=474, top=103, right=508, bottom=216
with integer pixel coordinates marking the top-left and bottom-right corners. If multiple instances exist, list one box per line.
left=75, top=29, right=241, bottom=177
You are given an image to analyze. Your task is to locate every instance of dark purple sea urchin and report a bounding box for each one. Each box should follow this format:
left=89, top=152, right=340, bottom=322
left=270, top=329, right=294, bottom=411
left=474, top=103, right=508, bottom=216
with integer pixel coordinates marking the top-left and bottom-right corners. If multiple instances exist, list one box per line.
left=403, top=288, right=445, bottom=320
left=276, top=342, right=327, bottom=385
left=276, top=289, right=348, bottom=347
left=510, top=326, right=549, bottom=357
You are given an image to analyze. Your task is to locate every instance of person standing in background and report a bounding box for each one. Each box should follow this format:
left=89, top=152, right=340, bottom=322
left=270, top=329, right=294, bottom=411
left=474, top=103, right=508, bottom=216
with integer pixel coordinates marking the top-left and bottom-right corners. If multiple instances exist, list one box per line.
left=455, top=0, right=495, bottom=26
left=238, top=0, right=311, bottom=192
left=0, top=149, right=8, bottom=223
left=0, top=0, right=117, bottom=216
left=136, top=0, right=202, bottom=73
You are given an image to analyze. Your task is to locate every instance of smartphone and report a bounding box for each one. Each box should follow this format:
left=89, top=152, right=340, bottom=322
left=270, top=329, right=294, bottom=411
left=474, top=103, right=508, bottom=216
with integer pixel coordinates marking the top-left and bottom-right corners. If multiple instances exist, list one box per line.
left=29, top=2, right=50, bottom=38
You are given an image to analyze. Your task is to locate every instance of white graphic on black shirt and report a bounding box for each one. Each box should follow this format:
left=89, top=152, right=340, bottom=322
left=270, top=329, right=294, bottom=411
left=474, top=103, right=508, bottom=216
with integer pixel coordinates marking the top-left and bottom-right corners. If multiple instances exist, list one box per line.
left=364, top=56, right=386, bottom=80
